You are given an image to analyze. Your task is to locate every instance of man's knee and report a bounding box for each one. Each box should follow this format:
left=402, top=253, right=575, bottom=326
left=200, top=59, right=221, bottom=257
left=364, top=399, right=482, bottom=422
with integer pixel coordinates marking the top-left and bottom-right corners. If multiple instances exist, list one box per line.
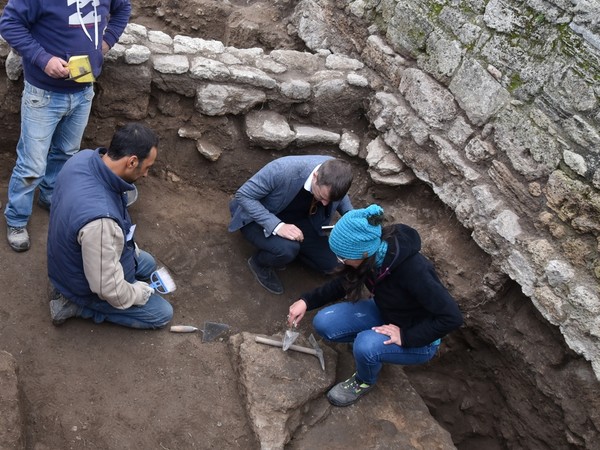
left=276, top=240, right=300, bottom=261
left=150, top=299, right=174, bottom=329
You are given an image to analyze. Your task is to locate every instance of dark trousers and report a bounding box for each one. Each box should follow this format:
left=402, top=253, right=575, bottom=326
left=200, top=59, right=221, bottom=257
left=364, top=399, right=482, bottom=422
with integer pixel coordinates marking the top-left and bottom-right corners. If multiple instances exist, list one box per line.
left=240, top=219, right=338, bottom=274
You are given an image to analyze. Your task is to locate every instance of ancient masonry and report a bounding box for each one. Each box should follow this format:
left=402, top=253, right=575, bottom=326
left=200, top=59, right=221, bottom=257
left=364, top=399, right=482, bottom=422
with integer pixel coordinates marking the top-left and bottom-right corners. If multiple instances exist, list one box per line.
left=0, top=0, right=598, bottom=380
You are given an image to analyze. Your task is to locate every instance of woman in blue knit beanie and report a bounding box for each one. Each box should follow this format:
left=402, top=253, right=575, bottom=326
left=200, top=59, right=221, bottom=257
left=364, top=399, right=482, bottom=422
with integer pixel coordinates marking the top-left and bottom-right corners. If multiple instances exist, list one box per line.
left=287, top=204, right=463, bottom=407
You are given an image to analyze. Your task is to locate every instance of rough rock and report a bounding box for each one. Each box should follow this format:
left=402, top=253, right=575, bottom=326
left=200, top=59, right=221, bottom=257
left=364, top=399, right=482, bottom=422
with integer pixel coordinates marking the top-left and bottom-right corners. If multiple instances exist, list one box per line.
left=0, top=351, right=23, bottom=450
left=399, top=68, right=457, bottom=128
left=229, top=332, right=337, bottom=449
left=196, top=139, right=223, bottom=161
left=292, top=125, right=341, bottom=146
left=245, top=110, right=296, bottom=150
left=448, top=58, right=510, bottom=126
left=195, top=84, right=266, bottom=116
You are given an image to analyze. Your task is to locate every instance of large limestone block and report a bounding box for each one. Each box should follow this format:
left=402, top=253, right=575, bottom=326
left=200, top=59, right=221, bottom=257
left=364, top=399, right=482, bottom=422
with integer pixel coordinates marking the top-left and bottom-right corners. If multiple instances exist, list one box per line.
left=292, top=125, right=340, bottom=146
left=417, top=31, right=465, bottom=83
left=493, top=107, right=562, bottom=180
left=195, top=84, right=266, bottom=116
left=245, top=110, right=296, bottom=150
left=229, top=332, right=336, bottom=450
left=449, top=58, right=510, bottom=126
left=399, top=68, right=457, bottom=128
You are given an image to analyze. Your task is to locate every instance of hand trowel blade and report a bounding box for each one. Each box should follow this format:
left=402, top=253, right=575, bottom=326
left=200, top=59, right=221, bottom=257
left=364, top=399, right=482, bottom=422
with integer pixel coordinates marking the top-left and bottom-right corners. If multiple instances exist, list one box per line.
left=201, top=321, right=230, bottom=343
left=282, top=328, right=300, bottom=351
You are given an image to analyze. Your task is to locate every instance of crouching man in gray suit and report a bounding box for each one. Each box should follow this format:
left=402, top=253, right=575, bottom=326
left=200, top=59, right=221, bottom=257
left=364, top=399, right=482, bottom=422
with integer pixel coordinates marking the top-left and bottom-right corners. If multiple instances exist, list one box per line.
left=228, top=155, right=353, bottom=295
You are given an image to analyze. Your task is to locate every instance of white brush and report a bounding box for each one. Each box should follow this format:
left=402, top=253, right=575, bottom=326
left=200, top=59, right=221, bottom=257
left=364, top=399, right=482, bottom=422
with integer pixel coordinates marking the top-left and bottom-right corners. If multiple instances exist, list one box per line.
left=149, top=267, right=177, bottom=294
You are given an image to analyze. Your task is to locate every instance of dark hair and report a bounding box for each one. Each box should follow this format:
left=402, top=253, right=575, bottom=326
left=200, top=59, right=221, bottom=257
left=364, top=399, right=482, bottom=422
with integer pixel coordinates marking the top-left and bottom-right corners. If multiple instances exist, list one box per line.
left=316, top=159, right=353, bottom=201
left=107, top=123, right=159, bottom=161
left=338, top=224, right=393, bottom=301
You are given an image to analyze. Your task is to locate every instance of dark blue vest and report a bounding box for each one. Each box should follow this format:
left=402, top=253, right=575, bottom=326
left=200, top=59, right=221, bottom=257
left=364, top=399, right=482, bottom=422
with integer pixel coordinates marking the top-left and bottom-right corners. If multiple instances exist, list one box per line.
left=47, top=149, right=137, bottom=306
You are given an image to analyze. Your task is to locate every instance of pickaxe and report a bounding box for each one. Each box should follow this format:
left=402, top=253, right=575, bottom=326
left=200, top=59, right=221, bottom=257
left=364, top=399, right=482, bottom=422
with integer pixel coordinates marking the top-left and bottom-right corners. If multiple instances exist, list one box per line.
left=255, top=334, right=325, bottom=371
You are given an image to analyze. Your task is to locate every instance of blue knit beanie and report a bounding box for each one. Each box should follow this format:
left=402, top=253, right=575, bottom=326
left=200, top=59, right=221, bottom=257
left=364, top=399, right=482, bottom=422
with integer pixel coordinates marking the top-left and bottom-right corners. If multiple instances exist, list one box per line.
left=329, top=204, right=384, bottom=260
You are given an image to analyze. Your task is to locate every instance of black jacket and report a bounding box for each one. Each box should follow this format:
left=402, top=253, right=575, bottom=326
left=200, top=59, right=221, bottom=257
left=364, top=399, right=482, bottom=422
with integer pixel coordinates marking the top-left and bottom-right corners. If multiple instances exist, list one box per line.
left=302, top=224, right=463, bottom=347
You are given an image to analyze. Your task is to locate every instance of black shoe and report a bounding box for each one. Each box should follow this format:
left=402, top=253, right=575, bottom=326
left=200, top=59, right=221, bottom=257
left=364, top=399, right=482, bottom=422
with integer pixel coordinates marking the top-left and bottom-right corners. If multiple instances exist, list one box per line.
left=247, top=256, right=283, bottom=295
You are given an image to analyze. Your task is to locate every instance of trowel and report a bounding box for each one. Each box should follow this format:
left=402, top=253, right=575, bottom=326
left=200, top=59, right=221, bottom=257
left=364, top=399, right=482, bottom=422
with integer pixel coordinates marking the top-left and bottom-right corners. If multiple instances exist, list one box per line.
left=200, top=321, right=230, bottom=343
left=169, top=321, right=230, bottom=343
left=282, top=321, right=300, bottom=351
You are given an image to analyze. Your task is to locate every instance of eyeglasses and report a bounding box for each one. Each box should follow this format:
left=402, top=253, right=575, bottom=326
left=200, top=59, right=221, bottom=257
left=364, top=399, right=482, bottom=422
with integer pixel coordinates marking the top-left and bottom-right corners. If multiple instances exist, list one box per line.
left=336, top=255, right=347, bottom=265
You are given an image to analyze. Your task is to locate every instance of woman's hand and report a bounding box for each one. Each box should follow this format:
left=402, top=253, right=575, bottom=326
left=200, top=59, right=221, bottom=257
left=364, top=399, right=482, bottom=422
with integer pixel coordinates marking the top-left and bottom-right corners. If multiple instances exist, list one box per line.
left=287, top=299, right=307, bottom=327
left=372, top=324, right=402, bottom=346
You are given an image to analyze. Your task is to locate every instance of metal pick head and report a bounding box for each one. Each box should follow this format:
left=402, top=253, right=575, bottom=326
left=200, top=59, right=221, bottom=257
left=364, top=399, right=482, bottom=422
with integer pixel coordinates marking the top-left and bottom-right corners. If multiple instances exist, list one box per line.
left=309, top=334, right=325, bottom=371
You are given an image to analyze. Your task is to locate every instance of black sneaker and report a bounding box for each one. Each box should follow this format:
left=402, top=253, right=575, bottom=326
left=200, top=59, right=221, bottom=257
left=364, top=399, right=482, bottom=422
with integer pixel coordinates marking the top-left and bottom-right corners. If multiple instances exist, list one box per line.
left=247, top=256, right=283, bottom=295
left=326, top=373, right=374, bottom=407
left=7, top=226, right=30, bottom=252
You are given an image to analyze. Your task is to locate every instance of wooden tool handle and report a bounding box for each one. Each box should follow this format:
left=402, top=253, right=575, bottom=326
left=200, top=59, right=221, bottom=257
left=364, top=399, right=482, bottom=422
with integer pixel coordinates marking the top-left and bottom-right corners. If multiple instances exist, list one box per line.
left=255, top=336, right=317, bottom=355
left=170, top=325, right=198, bottom=333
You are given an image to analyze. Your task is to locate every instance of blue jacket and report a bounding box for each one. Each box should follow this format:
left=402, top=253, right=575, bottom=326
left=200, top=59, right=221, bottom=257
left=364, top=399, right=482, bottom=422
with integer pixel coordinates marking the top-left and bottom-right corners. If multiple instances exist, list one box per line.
left=302, top=224, right=464, bottom=347
left=0, top=0, right=131, bottom=92
left=228, top=155, right=353, bottom=237
left=47, top=149, right=137, bottom=306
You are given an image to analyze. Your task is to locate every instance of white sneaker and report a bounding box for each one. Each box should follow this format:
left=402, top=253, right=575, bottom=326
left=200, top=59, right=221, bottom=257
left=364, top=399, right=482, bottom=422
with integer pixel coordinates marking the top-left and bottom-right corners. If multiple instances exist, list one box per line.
left=7, top=226, right=30, bottom=252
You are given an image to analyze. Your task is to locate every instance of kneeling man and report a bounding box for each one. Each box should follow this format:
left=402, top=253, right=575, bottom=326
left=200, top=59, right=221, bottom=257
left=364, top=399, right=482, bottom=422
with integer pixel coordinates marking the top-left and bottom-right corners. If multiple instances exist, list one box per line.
left=47, top=123, right=173, bottom=329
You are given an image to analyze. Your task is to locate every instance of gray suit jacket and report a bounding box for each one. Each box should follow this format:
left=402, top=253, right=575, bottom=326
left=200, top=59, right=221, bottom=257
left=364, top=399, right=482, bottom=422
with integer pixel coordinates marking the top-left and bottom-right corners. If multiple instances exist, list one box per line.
left=228, top=155, right=353, bottom=237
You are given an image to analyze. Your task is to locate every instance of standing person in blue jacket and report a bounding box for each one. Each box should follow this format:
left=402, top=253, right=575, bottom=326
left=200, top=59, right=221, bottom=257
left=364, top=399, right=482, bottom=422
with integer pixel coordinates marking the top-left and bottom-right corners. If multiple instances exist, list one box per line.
left=287, top=204, right=463, bottom=407
left=228, top=155, right=354, bottom=295
left=47, top=123, right=173, bottom=329
left=0, top=0, right=131, bottom=252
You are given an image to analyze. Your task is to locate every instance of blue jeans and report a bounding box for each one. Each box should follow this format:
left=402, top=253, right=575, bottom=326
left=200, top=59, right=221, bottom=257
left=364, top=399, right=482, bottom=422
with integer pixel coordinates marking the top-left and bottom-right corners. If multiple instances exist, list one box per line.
left=312, top=299, right=440, bottom=385
left=4, top=81, right=94, bottom=227
left=78, top=250, right=174, bottom=329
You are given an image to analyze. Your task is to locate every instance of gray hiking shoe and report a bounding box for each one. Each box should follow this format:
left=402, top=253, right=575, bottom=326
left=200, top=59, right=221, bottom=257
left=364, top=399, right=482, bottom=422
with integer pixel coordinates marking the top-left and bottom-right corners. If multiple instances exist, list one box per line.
left=7, top=226, right=30, bottom=252
left=326, top=373, right=374, bottom=407
left=49, top=296, right=81, bottom=326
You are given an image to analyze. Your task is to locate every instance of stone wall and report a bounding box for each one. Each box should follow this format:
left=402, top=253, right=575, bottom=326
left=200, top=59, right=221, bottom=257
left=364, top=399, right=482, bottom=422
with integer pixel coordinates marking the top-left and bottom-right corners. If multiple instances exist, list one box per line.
left=289, top=0, right=600, bottom=380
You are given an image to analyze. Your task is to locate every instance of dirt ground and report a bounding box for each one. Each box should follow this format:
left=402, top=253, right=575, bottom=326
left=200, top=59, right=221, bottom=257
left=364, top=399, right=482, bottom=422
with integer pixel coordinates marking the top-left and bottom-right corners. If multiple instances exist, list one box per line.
left=0, top=1, right=508, bottom=448
left=0, top=138, right=489, bottom=449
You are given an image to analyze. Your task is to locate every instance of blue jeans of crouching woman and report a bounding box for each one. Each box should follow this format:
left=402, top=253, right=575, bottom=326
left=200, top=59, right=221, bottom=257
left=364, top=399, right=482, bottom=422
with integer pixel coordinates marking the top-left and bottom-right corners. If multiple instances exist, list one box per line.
left=78, top=250, right=174, bottom=329
left=4, top=81, right=94, bottom=227
left=312, top=298, right=440, bottom=385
